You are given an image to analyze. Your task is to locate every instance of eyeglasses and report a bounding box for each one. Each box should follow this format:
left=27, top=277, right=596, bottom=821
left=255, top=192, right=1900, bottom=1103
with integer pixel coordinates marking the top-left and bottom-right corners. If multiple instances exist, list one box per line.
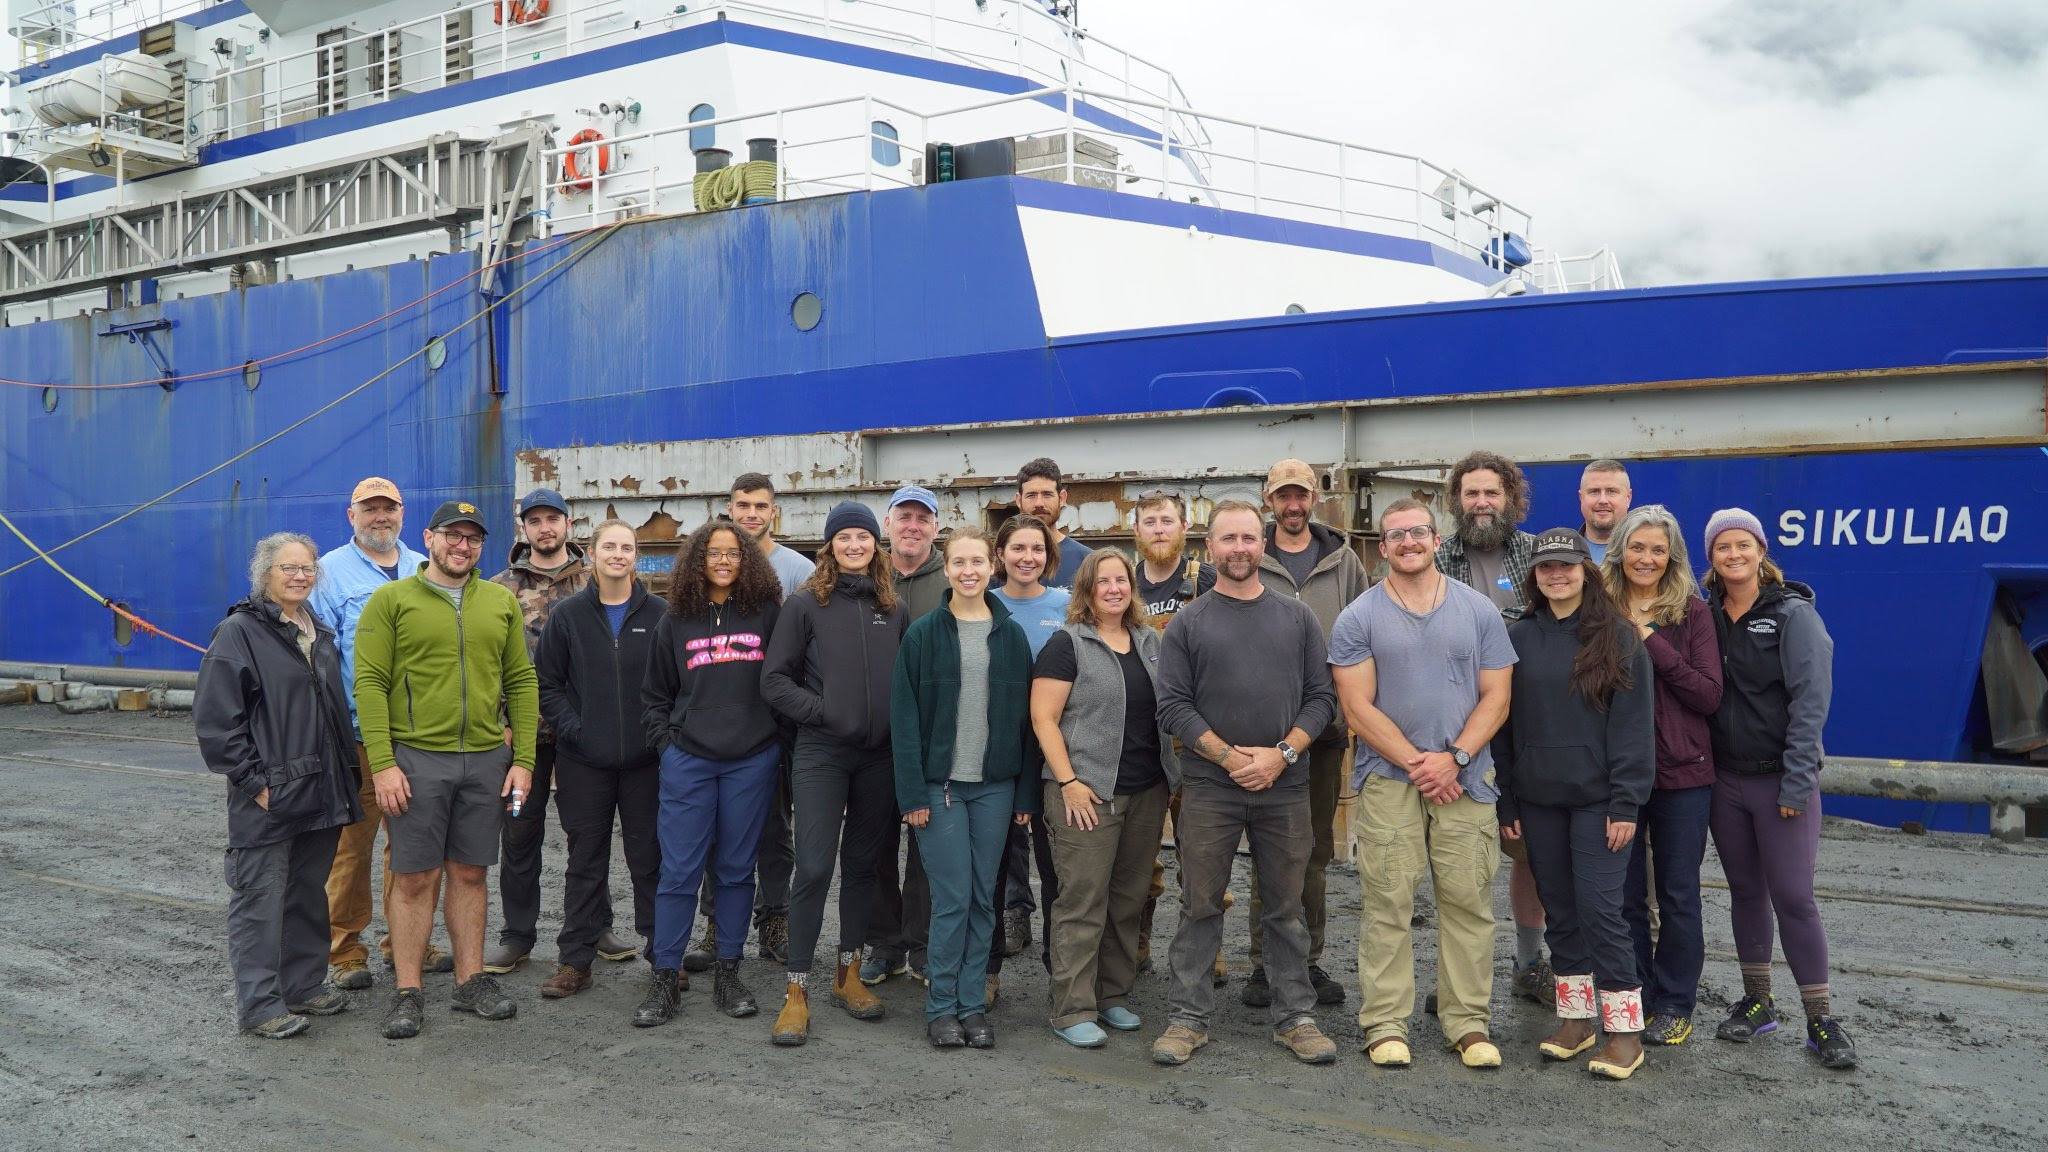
left=272, top=563, right=318, bottom=577
left=1382, top=525, right=1436, bottom=543
left=436, top=530, right=484, bottom=548
left=706, top=549, right=745, bottom=562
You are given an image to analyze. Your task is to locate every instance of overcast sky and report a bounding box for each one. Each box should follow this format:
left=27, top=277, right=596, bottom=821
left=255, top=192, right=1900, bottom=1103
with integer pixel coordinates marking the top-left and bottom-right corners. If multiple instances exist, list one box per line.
left=1079, top=0, right=2048, bottom=286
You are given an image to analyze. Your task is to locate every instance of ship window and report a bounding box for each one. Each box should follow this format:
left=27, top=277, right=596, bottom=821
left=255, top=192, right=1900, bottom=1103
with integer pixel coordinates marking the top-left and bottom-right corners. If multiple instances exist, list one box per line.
left=42, top=387, right=58, bottom=412
left=689, top=104, right=716, bottom=152
left=792, top=292, right=823, bottom=331
left=113, top=602, right=134, bottom=647
left=871, top=120, right=900, bottom=167
left=1284, top=303, right=1306, bottom=315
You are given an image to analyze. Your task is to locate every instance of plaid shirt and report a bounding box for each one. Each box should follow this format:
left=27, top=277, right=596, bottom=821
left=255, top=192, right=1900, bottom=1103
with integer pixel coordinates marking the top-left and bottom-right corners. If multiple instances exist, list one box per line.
left=1435, top=529, right=1538, bottom=620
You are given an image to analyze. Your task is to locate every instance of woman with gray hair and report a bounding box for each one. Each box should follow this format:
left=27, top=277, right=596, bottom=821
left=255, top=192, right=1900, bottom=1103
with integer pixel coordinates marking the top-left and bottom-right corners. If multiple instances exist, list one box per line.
left=1599, top=505, right=1722, bottom=1046
left=195, top=532, right=364, bottom=1038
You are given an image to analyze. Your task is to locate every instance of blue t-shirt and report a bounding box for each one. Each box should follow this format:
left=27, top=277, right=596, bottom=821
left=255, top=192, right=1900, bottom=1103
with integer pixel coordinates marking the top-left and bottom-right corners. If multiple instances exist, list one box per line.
left=991, top=585, right=1071, bottom=658
left=604, top=600, right=629, bottom=637
left=1587, top=540, right=1609, bottom=564
left=1047, top=538, right=1094, bottom=590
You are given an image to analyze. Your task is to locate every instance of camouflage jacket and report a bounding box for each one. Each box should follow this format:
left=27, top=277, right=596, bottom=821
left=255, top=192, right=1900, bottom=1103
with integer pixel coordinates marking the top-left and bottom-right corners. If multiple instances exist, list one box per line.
left=490, top=541, right=591, bottom=740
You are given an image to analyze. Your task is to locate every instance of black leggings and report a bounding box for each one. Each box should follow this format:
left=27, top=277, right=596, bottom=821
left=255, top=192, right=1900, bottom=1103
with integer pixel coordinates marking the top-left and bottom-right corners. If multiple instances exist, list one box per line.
left=784, top=732, right=896, bottom=974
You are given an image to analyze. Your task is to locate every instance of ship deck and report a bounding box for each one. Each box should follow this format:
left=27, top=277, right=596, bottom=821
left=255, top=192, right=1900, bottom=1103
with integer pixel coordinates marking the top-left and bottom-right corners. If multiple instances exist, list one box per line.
left=2, top=708, right=2042, bottom=1151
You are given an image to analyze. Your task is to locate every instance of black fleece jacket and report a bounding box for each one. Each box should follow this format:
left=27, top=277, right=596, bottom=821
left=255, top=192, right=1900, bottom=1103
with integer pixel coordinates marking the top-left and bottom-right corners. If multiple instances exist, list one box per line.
left=641, top=596, right=783, bottom=761
left=535, top=581, right=665, bottom=770
left=761, top=574, right=909, bottom=749
left=1492, top=605, right=1655, bottom=823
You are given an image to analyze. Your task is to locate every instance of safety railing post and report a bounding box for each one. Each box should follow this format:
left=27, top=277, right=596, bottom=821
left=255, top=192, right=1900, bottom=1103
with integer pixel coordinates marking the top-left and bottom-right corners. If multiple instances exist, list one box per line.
left=1159, top=118, right=1170, bottom=203
left=777, top=108, right=787, bottom=201
left=1251, top=124, right=1261, bottom=214
left=1337, top=143, right=1347, bottom=230
left=1413, top=159, right=1423, bottom=242
left=864, top=95, right=875, bottom=189
left=1064, top=86, right=1076, bottom=186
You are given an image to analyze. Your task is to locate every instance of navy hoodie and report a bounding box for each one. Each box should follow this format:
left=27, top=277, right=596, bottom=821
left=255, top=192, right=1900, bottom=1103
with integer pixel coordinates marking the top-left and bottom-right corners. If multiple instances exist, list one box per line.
left=641, top=594, right=783, bottom=761
left=537, top=581, right=665, bottom=770
left=1493, top=605, right=1655, bottom=823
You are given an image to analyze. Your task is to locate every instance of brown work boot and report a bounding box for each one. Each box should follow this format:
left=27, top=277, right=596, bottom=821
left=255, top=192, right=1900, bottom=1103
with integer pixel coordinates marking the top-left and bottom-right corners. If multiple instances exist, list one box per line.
left=832, top=959, right=886, bottom=1020
left=540, top=964, right=591, bottom=999
left=1151, top=1023, right=1209, bottom=1066
left=771, top=983, right=809, bottom=1046
left=1274, top=1019, right=1338, bottom=1065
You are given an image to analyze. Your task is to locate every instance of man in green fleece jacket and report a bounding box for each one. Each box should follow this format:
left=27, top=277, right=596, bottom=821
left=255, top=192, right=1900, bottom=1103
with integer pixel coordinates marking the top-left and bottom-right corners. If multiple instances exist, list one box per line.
left=354, top=500, right=539, bottom=1039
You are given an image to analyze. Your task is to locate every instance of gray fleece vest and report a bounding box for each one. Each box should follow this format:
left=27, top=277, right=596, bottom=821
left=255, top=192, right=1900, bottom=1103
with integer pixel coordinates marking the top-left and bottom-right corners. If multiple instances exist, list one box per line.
left=1052, top=623, right=1181, bottom=798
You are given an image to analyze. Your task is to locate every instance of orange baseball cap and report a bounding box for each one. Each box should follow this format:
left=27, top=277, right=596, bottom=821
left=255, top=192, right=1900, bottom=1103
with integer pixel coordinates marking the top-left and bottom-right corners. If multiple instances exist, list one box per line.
left=351, top=477, right=403, bottom=505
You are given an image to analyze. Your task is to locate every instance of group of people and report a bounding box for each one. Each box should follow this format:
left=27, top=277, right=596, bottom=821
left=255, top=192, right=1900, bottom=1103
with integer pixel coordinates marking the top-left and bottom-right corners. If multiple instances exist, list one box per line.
left=195, top=449, right=1857, bottom=1074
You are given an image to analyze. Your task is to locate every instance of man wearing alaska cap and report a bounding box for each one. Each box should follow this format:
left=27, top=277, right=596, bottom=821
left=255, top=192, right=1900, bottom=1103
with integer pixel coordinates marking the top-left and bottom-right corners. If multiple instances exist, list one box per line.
left=354, top=499, right=539, bottom=1038
left=310, top=477, right=447, bottom=991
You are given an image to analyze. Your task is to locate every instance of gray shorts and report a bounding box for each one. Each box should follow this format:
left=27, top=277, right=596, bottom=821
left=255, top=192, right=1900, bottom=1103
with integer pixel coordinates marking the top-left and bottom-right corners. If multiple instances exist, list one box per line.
left=385, top=743, right=513, bottom=874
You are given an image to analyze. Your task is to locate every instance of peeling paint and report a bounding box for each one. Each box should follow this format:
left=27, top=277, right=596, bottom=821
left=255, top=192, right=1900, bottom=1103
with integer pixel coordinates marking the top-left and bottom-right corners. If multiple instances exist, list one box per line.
left=659, top=477, right=679, bottom=492
left=517, top=448, right=560, bottom=484
left=614, top=475, right=642, bottom=493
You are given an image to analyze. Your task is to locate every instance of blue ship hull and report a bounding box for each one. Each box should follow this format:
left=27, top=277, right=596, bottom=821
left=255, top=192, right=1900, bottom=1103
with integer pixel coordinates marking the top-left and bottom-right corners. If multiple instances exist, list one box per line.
left=5, top=177, right=2045, bottom=830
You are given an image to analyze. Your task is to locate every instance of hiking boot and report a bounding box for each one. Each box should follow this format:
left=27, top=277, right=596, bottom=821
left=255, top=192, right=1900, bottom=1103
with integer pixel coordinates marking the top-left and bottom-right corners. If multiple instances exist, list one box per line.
left=596, top=930, right=641, bottom=963
left=1645, top=1013, right=1694, bottom=1045
left=1151, top=1023, right=1209, bottom=1066
left=1512, top=957, right=1556, bottom=1006
left=1717, top=995, right=1779, bottom=1042
left=1136, top=895, right=1157, bottom=973
left=380, top=988, right=425, bottom=1039
left=243, top=1013, right=309, bottom=1039
left=331, top=960, right=372, bottom=991
left=833, top=959, right=886, bottom=1020
left=1212, top=952, right=1228, bottom=988
left=449, top=974, right=517, bottom=1020
left=1273, top=1019, right=1338, bottom=1065
left=540, top=964, right=591, bottom=999
left=1309, top=964, right=1346, bottom=1005
left=423, top=944, right=453, bottom=973
left=1001, top=906, right=1031, bottom=956
left=859, top=950, right=906, bottom=986
left=481, top=942, right=529, bottom=975
left=960, top=1012, right=995, bottom=1050
left=1806, top=1015, right=1858, bottom=1068
left=772, top=983, right=810, bottom=1046
left=1241, top=966, right=1273, bottom=1007
left=756, top=914, right=790, bottom=964
left=287, top=987, right=349, bottom=1016
left=633, top=968, right=681, bottom=1028
left=713, top=957, right=758, bottom=1018
left=683, top=917, right=717, bottom=972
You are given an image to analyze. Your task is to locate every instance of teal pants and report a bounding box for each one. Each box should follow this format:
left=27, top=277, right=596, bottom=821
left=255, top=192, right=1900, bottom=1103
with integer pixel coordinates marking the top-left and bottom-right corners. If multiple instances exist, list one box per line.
left=915, top=778, right=1012, bottom=1023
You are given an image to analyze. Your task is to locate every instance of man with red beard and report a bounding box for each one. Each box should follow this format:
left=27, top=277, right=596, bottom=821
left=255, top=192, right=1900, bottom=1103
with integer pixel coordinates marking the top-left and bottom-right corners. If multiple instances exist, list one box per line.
left=1435, top=451, right=1553, bottom=1007
left=1135, top=491, right=1215, bottom=622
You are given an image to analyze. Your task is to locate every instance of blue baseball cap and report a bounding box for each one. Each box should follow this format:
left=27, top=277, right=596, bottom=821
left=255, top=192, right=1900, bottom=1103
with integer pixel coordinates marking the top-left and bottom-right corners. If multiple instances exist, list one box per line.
left=888, top=485, right=939, bottom=513
left=517, top=488, right=569, bottom=518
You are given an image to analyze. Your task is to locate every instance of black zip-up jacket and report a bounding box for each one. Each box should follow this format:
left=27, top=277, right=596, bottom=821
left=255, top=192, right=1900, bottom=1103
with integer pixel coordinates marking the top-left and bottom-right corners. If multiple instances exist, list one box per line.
left=1708, top=580, right=1833, bottom=811
left=535, top=581, right=665, bottom=770
left=1492, top=605, right=1656, bottom=824
left=762, top=574, right=909, bottom=749
left=195, top=598, right=365, bottom=849
left=641, top=597, right=783, bottom=761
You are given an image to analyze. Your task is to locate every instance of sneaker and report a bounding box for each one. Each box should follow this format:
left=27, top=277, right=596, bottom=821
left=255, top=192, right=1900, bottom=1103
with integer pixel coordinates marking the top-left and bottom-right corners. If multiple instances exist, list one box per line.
left=1645, top=1013, right=1694, bottom=1045
left=713, top=957, right=758, bottom=1018
left=632, top=968, right=681, bottom=1028
left=1716, top=995, right=1779, bottom=1042
left=595, top=930, right=641, bottom=963
left=1309, top=964, right=1346, bottom=1005
left=683, top=917, right=717, bottom=973
left=243, top=1013, right=309, bottom=1039
left=380, top=988, right=424, bottom=1039
left=1054, top=1020, right=1108, bottom=1048
left=756, top=914, right=790, bottom=964
left=1002, top=906, right=1031, bottom=956
left=481, top=942, right=529, bottom=975
left=1512, top=957, right=1556, bottom=1006
left=907, top=963, right=929, bottom=987
left=287, top=987, right=350, bottom=1016
left=1151, top=1023, right=1209, bottom=1066
left=1240, top=967, right=1273, bottom=1007
left=859, top=950, right=907, bottom=986
left=448, top=974, right=517, bottom=1021
left=1806, top=1015, right=1858, bottom=1068
left=1273, top=1019, right=1338, bottom=1064
left=331, top=960, right=372, bottom=991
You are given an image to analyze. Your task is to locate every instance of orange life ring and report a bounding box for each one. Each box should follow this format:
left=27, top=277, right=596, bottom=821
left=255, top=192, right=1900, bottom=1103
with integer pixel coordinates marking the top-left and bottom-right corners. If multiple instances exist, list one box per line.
left=562, top=128, right=611, bottom=191
left=493, top=0, right=549, bottom=25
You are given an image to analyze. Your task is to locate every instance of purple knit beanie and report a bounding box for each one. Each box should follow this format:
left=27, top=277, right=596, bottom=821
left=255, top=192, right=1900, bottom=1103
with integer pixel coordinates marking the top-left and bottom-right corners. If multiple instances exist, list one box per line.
left=1703, top=507, right=1767, bottom=555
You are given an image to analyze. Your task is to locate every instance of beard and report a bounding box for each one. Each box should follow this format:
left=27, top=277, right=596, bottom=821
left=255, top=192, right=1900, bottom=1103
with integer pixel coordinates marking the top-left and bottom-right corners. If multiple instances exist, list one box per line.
left=1140, top=534, right=1186, bottom=566
left=1456, top=510, right=1510, bottom=552
left=357, top=526, right=399, bottom=553
left=1216, top=553, right=1259, bottom=582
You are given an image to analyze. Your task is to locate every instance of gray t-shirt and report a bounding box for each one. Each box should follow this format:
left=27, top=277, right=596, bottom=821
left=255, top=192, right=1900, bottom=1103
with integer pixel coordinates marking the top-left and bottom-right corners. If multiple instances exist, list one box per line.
left=1327, top=578, right=1517, bottom=798
left=1273, top=540, right=1319, bottom=591
left=950, top=618, right=993, bottom=783
left=1463, top=545, right=1522, bottom=614
left=426, top=578, right=465, bottom=610
left=766, top=544, right=815, bottom=601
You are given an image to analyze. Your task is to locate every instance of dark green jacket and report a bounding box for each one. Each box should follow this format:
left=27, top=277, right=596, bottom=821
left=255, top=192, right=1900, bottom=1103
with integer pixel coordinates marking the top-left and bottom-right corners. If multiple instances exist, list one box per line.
left=890, top=591, right=1040, bottom=816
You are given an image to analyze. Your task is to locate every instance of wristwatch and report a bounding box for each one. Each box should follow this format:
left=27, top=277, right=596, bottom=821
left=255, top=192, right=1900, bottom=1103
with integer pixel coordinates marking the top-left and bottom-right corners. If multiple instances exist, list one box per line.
left=1276, top=742, right=1300, bottom=766
left=1449, top=746, right=1472, bottom=768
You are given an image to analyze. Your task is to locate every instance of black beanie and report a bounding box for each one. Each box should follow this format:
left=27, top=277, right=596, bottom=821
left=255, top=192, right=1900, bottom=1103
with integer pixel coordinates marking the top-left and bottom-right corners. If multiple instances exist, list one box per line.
left=823, top=500, right=880, bottom=542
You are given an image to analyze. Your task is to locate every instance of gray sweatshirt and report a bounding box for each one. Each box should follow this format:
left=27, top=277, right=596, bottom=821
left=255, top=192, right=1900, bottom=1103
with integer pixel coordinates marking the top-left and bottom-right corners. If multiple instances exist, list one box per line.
left=1156, top=587, right=1337, bottom=789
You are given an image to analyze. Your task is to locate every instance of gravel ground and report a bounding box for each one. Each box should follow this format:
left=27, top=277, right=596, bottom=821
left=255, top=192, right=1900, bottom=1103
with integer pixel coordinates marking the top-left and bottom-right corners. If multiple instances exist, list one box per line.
left=2, top=708, right=2044, bottom=1152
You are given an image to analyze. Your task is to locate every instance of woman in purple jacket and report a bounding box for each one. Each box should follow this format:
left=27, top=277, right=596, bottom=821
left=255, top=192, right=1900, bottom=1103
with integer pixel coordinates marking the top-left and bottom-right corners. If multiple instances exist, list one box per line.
left=1602, top=505, right=1722, bottom=1046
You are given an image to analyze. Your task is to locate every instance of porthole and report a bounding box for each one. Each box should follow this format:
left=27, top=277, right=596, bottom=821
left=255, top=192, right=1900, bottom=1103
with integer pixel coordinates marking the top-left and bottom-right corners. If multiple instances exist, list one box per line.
left=425, top=336, right=448, bottom=370
left=243, top=359, right=261, bottom=391
left=42, top=386, right=57, bottom=412
left=791, top=291, right=823, bottom=332
left=113, top=601, right=134, bottom=647
left=1284, top=303, right=1306, bottom=315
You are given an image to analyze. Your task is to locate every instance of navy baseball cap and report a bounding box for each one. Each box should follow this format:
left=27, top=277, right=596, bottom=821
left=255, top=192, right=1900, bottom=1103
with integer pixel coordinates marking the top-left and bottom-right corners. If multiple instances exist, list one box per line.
left=888, top=485, right=939, bottom=513
left=517, top=489, right=569, bottom=518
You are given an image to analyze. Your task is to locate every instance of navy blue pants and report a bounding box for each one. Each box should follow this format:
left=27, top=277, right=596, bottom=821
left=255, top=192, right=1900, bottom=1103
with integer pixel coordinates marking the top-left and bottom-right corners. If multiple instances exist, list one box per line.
left=1520, top=802, right=1639, bottom=993
left=651, top=743, right=781, bottom=970
left=1623, top=784, right=1713, bottom=1017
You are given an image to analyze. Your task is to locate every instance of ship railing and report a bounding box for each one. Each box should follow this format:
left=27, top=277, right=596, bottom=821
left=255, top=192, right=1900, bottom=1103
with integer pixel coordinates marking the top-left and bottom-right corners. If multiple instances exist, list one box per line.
left=539, top=81, right=1558, bottom=287
left=1527, top=246, right=1625, bottom=293
left=4, top=0, right=212, bottom=59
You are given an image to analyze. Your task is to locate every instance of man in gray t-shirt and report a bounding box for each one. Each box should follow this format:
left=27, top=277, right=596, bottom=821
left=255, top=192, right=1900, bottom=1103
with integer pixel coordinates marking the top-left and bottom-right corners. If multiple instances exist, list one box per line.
left=1329, top=498, right=1514, bottom=1069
